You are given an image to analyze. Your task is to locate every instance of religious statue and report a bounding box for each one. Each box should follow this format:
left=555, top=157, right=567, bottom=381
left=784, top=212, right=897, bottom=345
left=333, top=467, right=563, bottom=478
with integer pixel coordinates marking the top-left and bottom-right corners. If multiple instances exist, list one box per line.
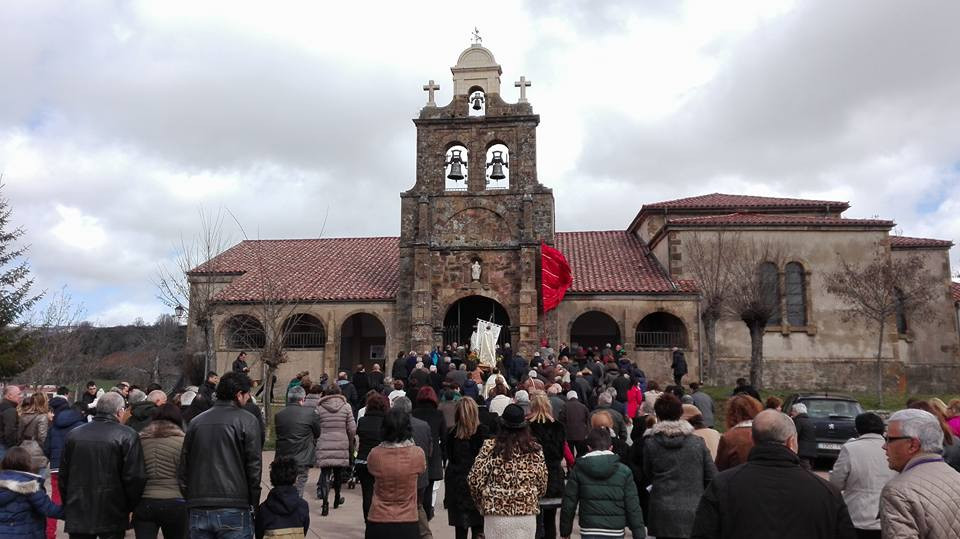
left=471, top=260, right=481, bottom=281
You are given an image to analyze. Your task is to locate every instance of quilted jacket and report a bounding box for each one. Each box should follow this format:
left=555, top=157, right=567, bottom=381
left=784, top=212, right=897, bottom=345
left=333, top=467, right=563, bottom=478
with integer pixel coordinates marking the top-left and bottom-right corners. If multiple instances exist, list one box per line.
left=314, top=395, right=356, bottom=468
left=139, top=420, right=184, bottom=500
left=879, top=453, right=960, bottom=538
left=467, top=438, right=547, bottom=516
left=0, top=470, right=63, bottom=539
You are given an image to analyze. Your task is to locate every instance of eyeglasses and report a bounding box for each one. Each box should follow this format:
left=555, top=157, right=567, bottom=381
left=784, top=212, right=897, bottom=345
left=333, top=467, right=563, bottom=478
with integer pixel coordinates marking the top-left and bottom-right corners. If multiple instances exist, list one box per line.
left=883, top=435, right=914, bottom=443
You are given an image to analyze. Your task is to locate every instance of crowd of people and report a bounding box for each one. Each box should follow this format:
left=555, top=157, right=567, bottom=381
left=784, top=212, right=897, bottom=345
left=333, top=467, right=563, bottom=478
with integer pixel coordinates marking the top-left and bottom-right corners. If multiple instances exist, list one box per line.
left=0, top=343, right=958, bottom=538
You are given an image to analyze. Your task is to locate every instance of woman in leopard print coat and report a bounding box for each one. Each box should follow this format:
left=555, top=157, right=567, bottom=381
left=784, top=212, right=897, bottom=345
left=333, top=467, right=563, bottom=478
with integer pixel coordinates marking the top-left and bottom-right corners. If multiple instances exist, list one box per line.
left=468, top=404, right=547, bottom=539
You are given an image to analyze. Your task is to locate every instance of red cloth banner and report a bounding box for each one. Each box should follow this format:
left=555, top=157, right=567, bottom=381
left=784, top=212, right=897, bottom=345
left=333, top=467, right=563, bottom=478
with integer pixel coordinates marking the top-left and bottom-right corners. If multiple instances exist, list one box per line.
left=541, top=241, right=573, bottom=313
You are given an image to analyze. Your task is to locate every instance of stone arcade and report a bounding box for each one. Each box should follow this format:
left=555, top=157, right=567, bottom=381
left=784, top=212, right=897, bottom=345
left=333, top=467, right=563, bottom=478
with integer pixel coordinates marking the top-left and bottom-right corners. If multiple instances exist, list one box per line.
left=186, top=44, right=959, bottom=391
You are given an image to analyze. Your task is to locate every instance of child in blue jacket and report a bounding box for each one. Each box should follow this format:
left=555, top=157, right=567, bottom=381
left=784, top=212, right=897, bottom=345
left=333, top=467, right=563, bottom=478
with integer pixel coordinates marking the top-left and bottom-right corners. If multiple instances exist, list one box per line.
left=0, top=447, right=63, bottom=539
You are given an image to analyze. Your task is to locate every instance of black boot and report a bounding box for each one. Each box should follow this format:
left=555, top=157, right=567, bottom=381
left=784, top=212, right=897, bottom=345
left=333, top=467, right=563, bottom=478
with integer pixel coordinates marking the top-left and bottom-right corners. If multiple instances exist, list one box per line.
left=321, top=502, right=329, bottom=516
left=334, top=495, right=345, bottom=508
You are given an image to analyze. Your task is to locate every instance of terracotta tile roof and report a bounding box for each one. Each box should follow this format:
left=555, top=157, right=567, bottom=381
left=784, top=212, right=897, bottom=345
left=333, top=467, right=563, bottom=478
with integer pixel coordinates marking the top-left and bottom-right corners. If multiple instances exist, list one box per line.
left=555, top=231, right=694, bottom=294
left=194, top=232, right=695, bottom=302
left=192, top=237, right=400, bottom=302
left=665, top=213, right=894, bottom=227
left=642, top=193, right=850, bottom=211
left=953, top=282, right=960, bottom=303
left=889, top=235, right=954, bottom=249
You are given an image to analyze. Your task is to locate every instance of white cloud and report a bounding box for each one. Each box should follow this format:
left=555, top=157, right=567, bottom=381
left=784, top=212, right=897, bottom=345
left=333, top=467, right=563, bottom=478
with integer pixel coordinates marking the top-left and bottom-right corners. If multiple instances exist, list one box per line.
left=0, top=0, right=958, bottom=325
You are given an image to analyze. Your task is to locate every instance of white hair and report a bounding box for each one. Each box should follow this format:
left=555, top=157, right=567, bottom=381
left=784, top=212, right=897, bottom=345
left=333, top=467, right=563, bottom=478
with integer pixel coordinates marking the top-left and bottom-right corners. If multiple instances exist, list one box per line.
left=889, top=408, right=944, bottom=454
left=97, top=391, right=126, bottom=416
left=180, top=390, right=197, bottom=407
left=790, top=403, right=807, bottom=415
left=128, top=389, right=146, bottom=404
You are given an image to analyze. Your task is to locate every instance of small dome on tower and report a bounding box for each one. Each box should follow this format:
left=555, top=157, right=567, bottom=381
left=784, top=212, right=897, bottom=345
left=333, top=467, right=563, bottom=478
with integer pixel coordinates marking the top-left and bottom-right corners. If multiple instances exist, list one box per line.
left=451, top=44, right=502, bottom=96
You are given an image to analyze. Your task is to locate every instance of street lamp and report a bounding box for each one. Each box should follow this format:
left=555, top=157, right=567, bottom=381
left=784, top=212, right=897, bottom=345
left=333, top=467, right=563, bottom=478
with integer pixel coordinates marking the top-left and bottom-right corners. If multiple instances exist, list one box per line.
left=174, top=304, right=186, bottom=324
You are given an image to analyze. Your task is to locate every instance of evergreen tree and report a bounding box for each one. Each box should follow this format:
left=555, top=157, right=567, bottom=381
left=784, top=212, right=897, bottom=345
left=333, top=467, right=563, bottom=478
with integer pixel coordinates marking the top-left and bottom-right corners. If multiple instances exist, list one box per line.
left=0, top=185, right=42, bottom=378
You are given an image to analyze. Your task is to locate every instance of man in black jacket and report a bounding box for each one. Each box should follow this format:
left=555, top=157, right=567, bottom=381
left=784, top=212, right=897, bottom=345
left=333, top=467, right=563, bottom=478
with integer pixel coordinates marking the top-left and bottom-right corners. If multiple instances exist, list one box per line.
left=61, top=391, right=146, bottom=538
left=179, top=371, right=262, bottom=538
left=274, top=385, right=322, bottom=497
left=691, top=410, right=855, bottom=539
left=0, top=385, right=22, bottom=458
left=789, top=403, right=818, bottom=469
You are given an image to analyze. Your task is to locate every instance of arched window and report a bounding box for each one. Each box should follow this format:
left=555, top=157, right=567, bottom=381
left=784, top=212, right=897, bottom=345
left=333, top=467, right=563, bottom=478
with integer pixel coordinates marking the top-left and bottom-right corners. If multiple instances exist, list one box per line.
left=445, top=144, right=468, bottom=191
left=485, top=144, right=509, bottom=190
left=895, top=288, right=908, bottom=334
left=636, top=312, right=688, bottom=349
left=760, top=262, right=781, bottom=326
left=282, top=314, right=326, bottom=349
left=224, top=315, right=265, bottom=349
left=785, top=262, right=807, bottom=326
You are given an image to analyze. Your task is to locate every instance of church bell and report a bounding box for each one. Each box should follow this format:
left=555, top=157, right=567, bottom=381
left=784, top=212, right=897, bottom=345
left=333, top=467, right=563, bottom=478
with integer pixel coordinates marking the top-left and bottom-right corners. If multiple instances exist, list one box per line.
left=446, top=149, right=466, bottom=180
left=471, top=92, right=485, bottom=110
left=487, top=150, right=508, bottom=180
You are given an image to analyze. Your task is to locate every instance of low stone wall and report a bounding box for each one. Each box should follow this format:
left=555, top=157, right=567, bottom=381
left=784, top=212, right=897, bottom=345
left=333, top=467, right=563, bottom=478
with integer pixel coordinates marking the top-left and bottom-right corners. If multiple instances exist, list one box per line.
left=714, top=358, right=960, bottom=395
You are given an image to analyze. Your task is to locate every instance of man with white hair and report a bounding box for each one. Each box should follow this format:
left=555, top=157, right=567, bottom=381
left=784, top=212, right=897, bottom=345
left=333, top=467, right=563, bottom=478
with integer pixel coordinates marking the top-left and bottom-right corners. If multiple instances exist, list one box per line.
left=692, top=409, right=854, bottom=538
left=789, top=402, right=817, bottom=468
left=0, top=385, right=22, bottom=459
left=879, top=408, right=960, bottom=538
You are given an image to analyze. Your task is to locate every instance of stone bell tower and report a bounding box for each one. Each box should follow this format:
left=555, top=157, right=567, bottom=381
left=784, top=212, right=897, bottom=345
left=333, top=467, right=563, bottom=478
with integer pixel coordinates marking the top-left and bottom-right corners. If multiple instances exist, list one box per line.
left=396, top=43, right=555, bottom=358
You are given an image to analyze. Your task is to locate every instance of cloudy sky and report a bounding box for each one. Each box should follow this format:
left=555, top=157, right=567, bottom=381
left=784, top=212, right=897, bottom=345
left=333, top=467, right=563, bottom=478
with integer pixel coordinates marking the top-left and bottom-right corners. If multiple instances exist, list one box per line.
left=2, top=0, right=958, bottom=325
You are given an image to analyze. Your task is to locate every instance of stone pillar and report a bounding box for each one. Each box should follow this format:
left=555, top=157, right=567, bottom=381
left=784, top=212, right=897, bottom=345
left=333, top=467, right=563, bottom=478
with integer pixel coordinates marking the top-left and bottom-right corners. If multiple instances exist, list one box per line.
left=325, top=312, right=337, bottom=376
left=411, top=197, right=434, bottom=352
left=518, top=244, right=540, bottom=357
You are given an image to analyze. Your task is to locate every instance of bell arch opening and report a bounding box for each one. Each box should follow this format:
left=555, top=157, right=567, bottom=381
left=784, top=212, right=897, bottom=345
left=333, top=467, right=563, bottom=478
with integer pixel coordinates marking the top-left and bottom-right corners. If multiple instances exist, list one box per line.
left=339, top=313, right=386, bottom=373
left=485, top=143, right=509, bottom=190
left=635, top=312, right=688, bottom=349
left=442, top=295, right=511, bottom=349
left=468, top=86, right=486, bottom=116
left=445, top=144, right=468, bottom=191
left=570, top=311, right=621, bottom=350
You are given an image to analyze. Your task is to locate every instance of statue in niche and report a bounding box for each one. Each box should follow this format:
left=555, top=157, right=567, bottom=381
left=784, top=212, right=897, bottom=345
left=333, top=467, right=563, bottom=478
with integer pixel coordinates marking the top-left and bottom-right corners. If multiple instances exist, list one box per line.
left=471, top=260, right=482, bottom=282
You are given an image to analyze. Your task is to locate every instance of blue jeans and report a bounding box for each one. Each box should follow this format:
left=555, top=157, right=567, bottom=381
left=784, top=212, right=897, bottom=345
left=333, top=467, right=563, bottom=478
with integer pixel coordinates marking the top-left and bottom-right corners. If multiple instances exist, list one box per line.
left=188, top=508, right=253, bottom=539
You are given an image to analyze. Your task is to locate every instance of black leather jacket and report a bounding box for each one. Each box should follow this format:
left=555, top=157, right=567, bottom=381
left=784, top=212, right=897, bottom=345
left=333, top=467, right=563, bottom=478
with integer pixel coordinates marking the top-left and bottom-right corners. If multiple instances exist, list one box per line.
left=274, top=403, right=321, bottom=468
left=179, top=400, right=262, bottom=509
left=59, top=414, right=146, bottom=534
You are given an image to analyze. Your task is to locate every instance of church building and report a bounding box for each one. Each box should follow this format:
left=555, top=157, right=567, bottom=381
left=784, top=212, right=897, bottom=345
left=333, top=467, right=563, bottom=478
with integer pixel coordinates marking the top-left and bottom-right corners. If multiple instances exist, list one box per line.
left=187, top=44, right=959, bottom=391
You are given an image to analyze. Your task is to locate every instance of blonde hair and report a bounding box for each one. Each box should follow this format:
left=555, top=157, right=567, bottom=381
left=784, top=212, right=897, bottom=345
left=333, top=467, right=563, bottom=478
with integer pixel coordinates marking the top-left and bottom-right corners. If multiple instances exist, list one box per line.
left=590, top=410, right=614, bottom=430
left=947, top=399, right=960, bottom=418
left=19, top=391, right=48, bottom=415
left=526, top=391, right=554, bottom=424
left=453, top=397, right=480, bottom=440
left=930, top=398, right=948, bottom=417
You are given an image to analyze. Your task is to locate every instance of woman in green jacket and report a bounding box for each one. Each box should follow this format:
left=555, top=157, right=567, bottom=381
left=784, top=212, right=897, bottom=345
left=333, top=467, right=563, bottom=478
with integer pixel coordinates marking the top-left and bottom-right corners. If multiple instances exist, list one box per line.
left=560, top=428, right=645, bottom=539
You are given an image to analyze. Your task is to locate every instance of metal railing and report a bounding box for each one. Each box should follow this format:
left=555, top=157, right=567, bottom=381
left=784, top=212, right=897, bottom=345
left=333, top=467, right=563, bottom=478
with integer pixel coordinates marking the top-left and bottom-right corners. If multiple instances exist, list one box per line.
left=635, top=331, right=687, bottom=349
left=283, top=331, right=326, bottom=349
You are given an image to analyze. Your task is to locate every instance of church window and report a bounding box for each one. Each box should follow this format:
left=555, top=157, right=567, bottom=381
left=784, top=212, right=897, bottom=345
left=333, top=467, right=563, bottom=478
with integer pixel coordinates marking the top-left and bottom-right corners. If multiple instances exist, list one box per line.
left=895, top=288, right=908, bottom=334
left=760, top=262, right=781, bottom=326
left=485, top=144, right=509, bottom=190
left=785, top=262, right=807, bottom=326
left=445, top=145, right=468, bottom=191
left=468, top=87, right=486, bottom=116
left=224, top=314, right=266, bottom=349
left=282, top=314, right=326, bottom=349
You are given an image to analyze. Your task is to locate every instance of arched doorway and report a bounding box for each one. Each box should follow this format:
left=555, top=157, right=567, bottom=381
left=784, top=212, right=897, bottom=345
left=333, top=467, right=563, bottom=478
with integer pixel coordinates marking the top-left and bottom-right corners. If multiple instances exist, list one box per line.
left=443, top=295, right=511, bottom=348
left=339, top=313, right=386, bottom=373
left=636, top=312, right=688, bottom=349
left=570, top=311, right=621, bottom=349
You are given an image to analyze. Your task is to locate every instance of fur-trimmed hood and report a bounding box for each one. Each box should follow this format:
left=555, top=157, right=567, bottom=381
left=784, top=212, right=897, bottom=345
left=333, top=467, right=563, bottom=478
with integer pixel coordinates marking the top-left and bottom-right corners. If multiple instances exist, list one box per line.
left=646, top=419, right=695, bottom=448
left=0, top=470, right=41, bottom=495
left=139, top=419, right=184, bottom=439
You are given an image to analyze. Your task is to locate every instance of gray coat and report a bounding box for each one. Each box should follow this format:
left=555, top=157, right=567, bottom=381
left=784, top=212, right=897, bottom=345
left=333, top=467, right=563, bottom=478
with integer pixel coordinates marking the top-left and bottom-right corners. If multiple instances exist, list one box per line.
left=642, top=420, right=717, bottom=538
left=314, top=395, right=356, bottom=468
left=691, top=390, right=715, bottom=428
left=274, top=403, right=322, bottom=468
left=410, top=416, right=432, bottom=491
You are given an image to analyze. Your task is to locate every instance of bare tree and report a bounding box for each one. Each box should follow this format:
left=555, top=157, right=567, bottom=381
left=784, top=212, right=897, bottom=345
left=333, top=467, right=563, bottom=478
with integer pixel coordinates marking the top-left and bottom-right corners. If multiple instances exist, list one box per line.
left=156, top=209, right=231, bottom=378
left=826, top=254, right=939, bottom=402
left=724, top=240, right=783, bottom=390
left=684, top=231, right=740, bottom=383
left=21, top=287, right=89, bottom=387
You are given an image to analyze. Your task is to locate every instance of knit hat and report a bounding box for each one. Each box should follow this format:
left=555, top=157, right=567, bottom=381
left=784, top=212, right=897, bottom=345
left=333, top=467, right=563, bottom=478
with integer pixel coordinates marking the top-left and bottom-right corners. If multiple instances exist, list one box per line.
left=566, top=391, right=578, bottom=400
left=500, top=403, right=528, bottom=430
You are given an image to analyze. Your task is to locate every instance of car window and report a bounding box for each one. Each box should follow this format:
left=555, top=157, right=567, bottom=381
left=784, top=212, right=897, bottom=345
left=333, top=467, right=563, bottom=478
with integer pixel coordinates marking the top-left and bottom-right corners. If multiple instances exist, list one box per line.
left=801, top=399, right=862, bottom=418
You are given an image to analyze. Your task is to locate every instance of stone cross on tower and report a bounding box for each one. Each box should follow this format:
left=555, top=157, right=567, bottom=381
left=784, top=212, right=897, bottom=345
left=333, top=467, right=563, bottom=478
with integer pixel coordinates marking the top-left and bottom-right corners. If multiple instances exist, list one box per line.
left=515, top=76, right=532, bottom=103
left=422, top=80, right=440, bottom=107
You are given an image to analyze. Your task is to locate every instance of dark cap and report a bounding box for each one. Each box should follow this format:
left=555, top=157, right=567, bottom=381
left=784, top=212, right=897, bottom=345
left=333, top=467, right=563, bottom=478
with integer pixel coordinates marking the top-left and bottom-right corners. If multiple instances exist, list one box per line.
left=500, top=403, right=528, bottom=430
